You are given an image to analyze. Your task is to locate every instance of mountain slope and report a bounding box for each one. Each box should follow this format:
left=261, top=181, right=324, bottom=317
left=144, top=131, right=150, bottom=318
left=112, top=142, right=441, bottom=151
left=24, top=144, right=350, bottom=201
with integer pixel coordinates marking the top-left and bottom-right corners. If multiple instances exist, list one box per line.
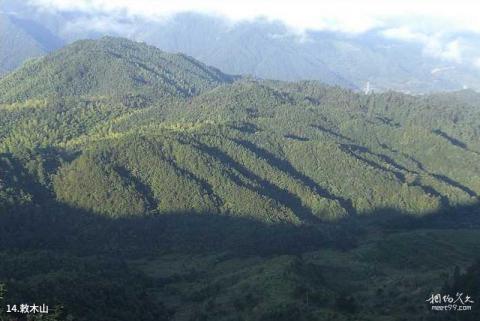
left=0, top=37, right=233, bottom=103
left=1, top=37, right=479, bottom=223
left=1, top=37, right=480, bottom=321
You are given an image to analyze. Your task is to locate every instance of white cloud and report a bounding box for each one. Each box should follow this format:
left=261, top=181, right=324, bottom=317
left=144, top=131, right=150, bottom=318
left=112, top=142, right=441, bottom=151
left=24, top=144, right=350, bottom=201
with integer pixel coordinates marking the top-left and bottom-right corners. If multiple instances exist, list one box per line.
left=423, top=38, right=463, bottom=63
left=475, top=58, right=480, bottom=69
left=382, top=27, right=468, bottom=63
left=27, top=0, right=480, bottom=34
left=441, top=41, right=462, bottom=62
left=62, top=16, right=136, bottom=35
left=382, top=27, right=427, bottom=42
left=26, top=0, right=480, bottom=67
left=431, top=66, right=455, bottom=75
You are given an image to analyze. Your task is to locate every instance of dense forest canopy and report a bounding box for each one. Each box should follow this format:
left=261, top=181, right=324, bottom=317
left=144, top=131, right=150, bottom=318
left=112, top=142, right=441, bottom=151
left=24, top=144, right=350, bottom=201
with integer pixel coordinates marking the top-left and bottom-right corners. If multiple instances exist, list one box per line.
left=0, top=37, right=479, bottom=321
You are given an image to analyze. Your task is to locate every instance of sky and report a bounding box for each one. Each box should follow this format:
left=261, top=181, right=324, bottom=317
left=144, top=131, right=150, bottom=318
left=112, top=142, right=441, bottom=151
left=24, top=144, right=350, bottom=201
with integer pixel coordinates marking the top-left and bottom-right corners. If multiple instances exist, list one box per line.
left=27, top=0, right=480, bottom=33
left=23, top=0, right=480, bottom=67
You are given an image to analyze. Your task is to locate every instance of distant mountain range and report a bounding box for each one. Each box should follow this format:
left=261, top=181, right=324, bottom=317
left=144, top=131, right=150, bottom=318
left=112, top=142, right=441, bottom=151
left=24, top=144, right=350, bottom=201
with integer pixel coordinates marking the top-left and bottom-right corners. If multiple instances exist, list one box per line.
left=136, top=14, right=480, bottom=93
left=2, top=1, right=480, bottom=93
left=0, top=13, right=62, bottom=75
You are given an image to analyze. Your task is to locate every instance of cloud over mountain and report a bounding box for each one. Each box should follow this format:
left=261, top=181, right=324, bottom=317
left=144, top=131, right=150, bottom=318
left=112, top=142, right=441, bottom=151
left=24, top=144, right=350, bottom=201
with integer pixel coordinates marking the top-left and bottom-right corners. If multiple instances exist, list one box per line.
left=25, top=0, right=480, bottom=67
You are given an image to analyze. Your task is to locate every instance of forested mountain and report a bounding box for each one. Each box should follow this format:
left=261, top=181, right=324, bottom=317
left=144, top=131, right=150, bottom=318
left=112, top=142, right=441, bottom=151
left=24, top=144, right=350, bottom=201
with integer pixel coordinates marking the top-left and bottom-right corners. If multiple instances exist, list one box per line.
left=0, top=37, right=232, bottom=103
left=1, top=37, right=480, bottom=320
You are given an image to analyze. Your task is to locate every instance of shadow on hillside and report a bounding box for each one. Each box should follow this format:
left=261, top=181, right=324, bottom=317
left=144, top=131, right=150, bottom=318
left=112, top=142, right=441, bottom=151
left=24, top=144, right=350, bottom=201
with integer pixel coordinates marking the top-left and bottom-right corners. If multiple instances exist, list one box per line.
left=432, top=129, right=472, bottom=152
left=1, top=149, right=480, bottom=259
left=189, top=139, right=326, bottom=224
left=1, top=198, right=480, bottom=260
left=232, top=139, right=357, bottom=216
left=339, top=144, right=479, bottom=203
left=310, top=124, right=353, bottom=142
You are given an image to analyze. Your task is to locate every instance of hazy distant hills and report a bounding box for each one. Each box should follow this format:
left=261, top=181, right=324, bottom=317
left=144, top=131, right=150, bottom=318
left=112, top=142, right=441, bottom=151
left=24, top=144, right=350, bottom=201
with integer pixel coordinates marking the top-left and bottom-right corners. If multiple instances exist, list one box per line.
left=2, top=1, right=480, bottom=93
left=137, top=14, right=480, bottom=93
left=0, top=13, right=63, bottom=76
left=136, top=15, right=355, bottom=88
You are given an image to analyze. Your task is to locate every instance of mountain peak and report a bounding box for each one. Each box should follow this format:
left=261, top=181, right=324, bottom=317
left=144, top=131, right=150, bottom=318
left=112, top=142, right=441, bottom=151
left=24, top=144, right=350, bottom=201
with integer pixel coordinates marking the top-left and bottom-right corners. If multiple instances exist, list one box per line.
left=0, top=36, right=233, bottom=103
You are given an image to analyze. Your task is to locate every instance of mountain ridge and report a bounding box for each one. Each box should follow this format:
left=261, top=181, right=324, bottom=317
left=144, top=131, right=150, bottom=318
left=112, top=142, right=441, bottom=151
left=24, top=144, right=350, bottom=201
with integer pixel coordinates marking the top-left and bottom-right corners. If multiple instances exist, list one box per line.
left=0, top=36, right=234, bottom=104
